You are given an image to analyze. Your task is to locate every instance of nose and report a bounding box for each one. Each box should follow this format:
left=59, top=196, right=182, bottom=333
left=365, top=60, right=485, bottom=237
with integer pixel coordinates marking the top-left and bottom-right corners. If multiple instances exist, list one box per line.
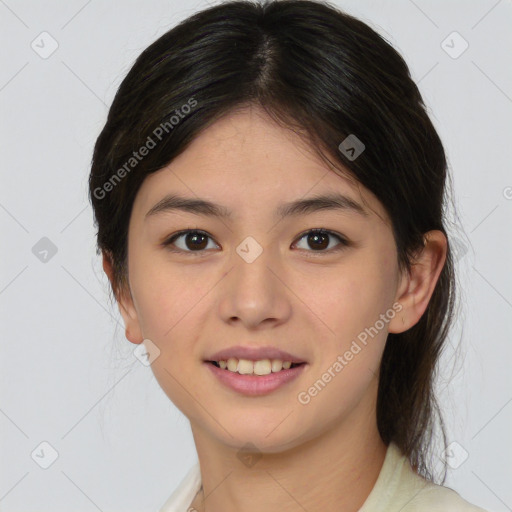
left=217, top=245, right=292, bottom=330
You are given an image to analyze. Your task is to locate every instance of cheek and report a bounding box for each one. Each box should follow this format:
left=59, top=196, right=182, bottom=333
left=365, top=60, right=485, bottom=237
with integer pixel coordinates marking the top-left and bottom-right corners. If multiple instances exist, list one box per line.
left=129, top=250, right=208, bottom=339
left=295, top=267, right=390, bottom=423
left=304, top=253, right=396, bottom=372
left=313, top=265, right=392, bottom=334
left=129, top=261, right=211, bottom=416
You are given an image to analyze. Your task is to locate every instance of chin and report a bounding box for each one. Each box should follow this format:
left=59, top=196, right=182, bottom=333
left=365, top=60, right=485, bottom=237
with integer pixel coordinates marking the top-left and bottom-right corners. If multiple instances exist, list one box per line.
left=211, top=417, right=308, bottom=454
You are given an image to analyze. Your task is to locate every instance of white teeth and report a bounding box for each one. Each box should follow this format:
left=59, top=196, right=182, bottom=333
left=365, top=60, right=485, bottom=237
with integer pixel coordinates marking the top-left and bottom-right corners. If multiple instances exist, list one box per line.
left=271, top=359, right=283, bottom=372
left=253, top=359, right=271, bottom=375
left=238, top=359, right=254, bottom=374
left=215, top=357, right=298, bottom=375
left=227, top=357, right=238, bottom=372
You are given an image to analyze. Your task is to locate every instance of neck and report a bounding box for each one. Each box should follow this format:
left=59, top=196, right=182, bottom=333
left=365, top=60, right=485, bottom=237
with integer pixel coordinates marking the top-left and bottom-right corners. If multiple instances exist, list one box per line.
left=188, top=390, right=388, bottom=512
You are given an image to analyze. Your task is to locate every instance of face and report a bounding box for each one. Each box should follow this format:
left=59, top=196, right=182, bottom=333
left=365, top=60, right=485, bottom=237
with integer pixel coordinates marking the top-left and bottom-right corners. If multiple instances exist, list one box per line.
left=114, top=105, right=411, bottom=453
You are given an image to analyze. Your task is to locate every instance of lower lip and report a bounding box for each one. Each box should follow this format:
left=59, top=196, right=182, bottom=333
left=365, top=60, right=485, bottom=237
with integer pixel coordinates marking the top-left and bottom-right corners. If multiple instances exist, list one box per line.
left=204, top=362, right=307, bottom=396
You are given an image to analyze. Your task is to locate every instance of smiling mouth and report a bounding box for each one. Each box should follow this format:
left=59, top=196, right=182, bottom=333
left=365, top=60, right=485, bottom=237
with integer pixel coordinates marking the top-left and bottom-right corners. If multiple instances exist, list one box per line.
left=209, top=361, right=304, bottom=369
left=207, top=359, right=305, bottom=376
left=204, top=357, right=307, bottom=395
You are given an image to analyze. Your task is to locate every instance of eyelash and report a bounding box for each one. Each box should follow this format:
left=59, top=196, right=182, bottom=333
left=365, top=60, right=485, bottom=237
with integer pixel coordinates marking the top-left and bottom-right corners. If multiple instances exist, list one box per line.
left=161, top=228, right=349, bottom=257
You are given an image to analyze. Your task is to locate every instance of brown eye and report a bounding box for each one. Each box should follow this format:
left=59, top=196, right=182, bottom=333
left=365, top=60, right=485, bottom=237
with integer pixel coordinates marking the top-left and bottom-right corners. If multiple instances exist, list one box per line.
left=294, top=229, right=348, bottom=253
left=163, top=228, right=348, bottom=256
left=163, top=230, right=218, bottom=254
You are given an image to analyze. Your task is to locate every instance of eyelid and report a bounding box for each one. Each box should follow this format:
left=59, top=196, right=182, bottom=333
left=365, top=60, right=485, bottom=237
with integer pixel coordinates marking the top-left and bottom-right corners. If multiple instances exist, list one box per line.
left=162, top=228, right=349, bottom=255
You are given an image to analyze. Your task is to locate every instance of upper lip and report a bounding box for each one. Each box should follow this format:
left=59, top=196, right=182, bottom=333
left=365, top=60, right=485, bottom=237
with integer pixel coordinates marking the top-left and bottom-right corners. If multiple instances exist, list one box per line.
left=206, top=345, right=306, bottom=363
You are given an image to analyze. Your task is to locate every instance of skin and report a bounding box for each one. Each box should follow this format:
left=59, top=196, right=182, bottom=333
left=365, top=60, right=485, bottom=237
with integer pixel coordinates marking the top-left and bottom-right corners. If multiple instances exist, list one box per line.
left=103, top=105, right=447, bottom=512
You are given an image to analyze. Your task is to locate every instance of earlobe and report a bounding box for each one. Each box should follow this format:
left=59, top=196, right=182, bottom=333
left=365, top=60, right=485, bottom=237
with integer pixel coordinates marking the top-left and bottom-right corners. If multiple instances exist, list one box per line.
left=388, top=231, right=447, bottom=334
left=101, top=251, right=144, bottom=345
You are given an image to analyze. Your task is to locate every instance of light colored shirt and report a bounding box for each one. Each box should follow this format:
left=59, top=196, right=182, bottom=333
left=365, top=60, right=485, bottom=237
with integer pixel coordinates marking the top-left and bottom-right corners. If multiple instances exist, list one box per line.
left=159, top=442, right=488, bottom=511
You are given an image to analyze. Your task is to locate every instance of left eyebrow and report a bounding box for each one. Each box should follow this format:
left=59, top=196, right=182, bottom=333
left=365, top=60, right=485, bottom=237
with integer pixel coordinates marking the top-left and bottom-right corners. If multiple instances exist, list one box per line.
left=144, top=192, right=369, bottom=221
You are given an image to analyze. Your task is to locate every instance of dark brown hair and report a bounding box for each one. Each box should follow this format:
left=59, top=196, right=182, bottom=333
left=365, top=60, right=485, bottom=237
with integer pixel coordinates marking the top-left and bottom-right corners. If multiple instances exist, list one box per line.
left=89, top=0, right=458, bottom=483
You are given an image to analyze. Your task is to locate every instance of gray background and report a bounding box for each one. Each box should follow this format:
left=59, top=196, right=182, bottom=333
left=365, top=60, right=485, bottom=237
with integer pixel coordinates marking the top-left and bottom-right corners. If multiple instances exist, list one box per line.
left=1, top=0, right=511, bottom=511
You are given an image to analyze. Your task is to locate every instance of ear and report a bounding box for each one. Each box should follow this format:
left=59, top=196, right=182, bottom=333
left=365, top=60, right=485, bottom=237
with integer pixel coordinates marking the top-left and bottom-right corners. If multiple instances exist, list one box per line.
left=102, top=251, right=144, bottom=345
left=388, top=230, right=448, bottom=333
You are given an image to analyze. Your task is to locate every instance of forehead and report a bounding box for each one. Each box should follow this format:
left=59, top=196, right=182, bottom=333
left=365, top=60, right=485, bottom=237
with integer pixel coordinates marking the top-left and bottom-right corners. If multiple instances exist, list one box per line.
left=132, top=106, right=387, bottom=224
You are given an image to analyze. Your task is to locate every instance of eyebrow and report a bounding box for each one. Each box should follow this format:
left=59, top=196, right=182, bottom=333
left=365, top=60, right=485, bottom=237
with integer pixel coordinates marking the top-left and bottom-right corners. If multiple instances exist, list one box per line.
left=145, top=192, right=369, bottom=221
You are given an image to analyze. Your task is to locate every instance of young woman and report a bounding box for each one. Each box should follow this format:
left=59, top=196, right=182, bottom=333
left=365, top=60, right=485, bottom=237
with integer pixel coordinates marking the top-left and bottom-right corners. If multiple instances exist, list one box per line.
left=89, top=1, right=488, bottom=510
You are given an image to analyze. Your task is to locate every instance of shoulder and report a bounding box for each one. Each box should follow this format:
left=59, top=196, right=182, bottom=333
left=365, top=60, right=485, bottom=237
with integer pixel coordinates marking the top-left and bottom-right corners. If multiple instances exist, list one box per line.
left=158, top=461, right=201, bottom=512
left=399, top=479, right=489, bottom=512
left=389, top=447, right=489, bottom=512
left=359, top=443, right=489, bottom=512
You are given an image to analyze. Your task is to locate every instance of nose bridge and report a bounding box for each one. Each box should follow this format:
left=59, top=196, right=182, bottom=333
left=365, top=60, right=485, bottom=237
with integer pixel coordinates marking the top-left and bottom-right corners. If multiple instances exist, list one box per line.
left=217, top=235, right=290, bottom=327
left=232, top=235, right=278, bottom=295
